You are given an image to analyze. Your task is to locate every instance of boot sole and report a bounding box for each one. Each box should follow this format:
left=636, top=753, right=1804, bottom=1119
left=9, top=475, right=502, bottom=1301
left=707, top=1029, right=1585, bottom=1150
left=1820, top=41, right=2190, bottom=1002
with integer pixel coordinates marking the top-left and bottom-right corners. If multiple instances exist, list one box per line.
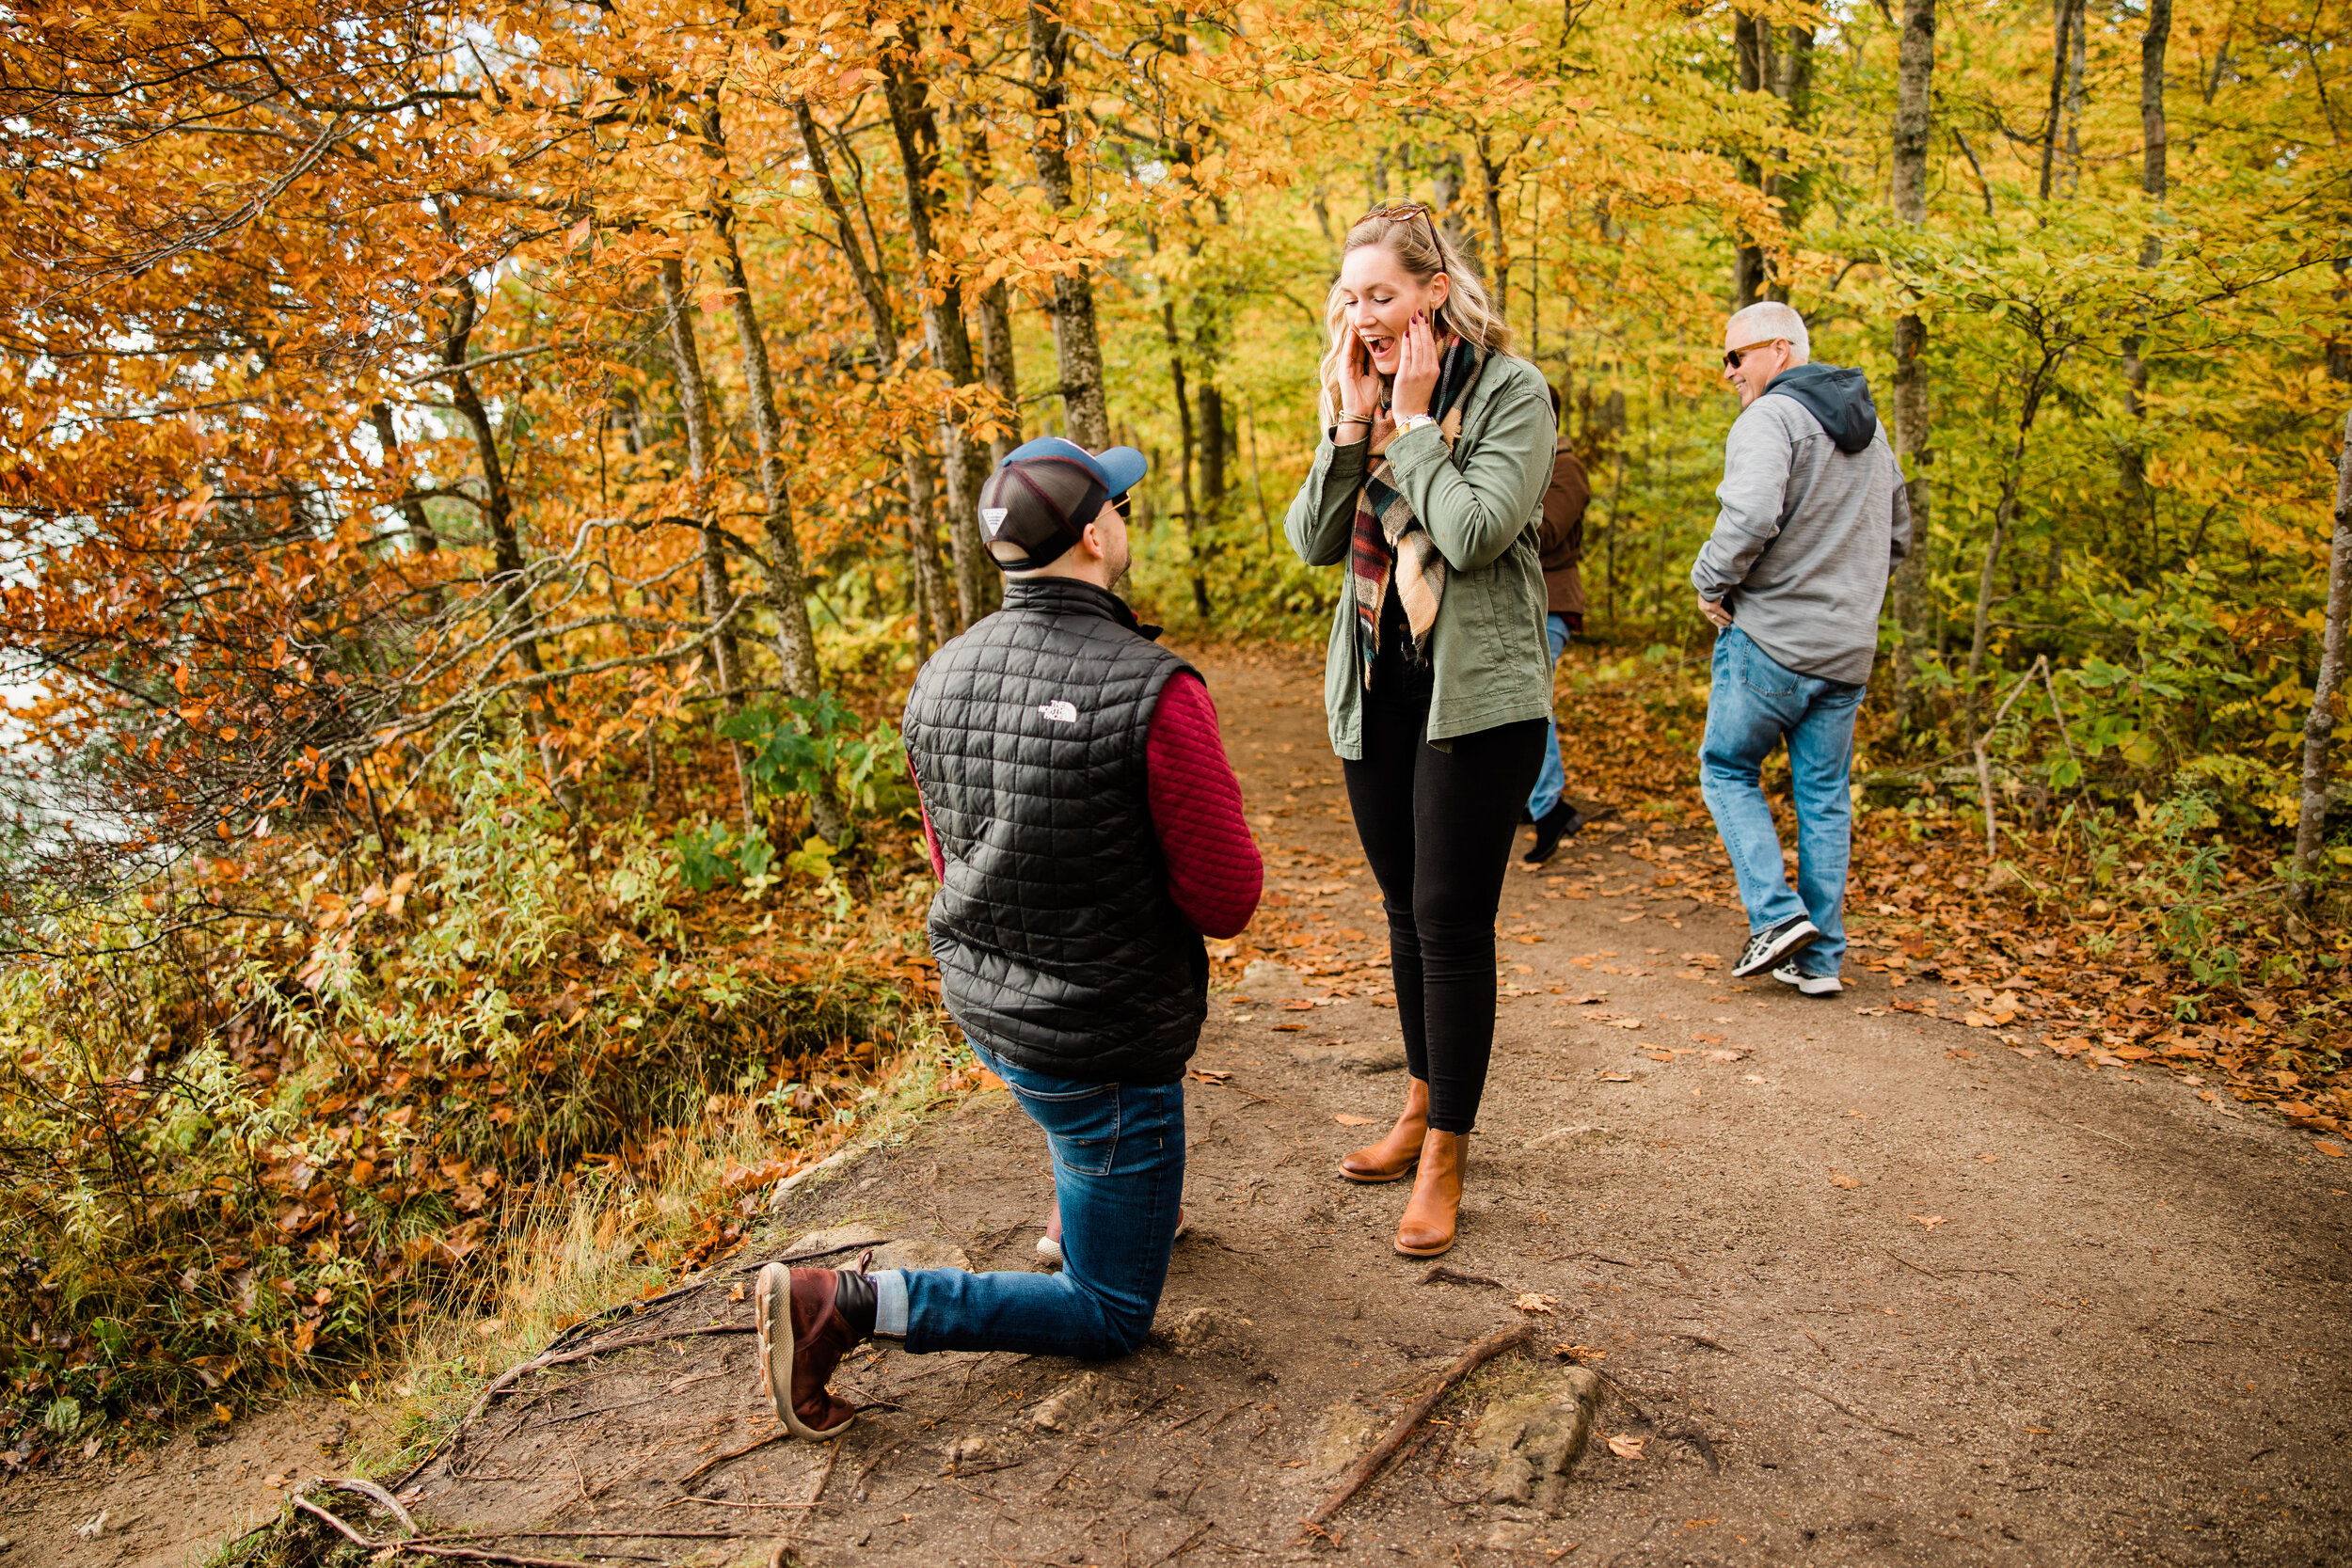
left=1338, top=1159, right=1418, bottom=1184
left=1392, top=1231, right=1456, bottom=1258
left=754, top=1263, right=855, bottom=1441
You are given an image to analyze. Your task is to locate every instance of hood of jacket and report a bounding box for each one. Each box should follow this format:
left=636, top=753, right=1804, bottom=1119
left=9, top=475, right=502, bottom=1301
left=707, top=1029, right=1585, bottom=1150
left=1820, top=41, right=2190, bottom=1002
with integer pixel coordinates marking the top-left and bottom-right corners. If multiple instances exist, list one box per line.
left=1763, top=363, right=1878, bottom=454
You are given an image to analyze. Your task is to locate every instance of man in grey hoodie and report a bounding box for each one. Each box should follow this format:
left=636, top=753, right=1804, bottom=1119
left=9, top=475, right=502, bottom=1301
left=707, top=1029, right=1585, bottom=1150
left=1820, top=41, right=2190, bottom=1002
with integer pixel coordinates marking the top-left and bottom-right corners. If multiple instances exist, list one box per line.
left=1691, top=302, right=1911, bottom=993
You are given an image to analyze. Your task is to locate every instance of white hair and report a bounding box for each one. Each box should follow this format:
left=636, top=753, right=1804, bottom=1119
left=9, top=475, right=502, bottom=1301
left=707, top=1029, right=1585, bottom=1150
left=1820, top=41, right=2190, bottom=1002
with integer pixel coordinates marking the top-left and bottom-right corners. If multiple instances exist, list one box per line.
left=1725, top=301, right=1809, bottom=364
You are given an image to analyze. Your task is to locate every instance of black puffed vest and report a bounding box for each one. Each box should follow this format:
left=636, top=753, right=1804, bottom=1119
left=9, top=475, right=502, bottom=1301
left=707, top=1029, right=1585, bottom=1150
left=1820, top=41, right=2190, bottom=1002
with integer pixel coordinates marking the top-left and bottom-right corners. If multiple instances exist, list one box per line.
left=902, top=578, right=1207, bottom=1085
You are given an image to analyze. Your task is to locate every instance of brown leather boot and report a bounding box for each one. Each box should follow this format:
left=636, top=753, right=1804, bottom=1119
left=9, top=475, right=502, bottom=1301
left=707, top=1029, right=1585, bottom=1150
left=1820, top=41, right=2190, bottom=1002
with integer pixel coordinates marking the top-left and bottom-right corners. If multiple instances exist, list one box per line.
left=755, top=1264, right=861, bottom=1438
left=1393, top=1129, right=1465, bottom=1257
left=1339, top=1077, right=1430, bottom=1183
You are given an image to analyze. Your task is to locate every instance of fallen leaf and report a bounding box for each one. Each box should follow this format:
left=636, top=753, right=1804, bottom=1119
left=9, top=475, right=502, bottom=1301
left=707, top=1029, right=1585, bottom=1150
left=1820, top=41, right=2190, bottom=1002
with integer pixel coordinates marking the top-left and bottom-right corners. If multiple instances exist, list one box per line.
left=1830, top=1172, right=1861, bottom=1189
left=1280, top=1000, right=1316, bottom=1011
left=1963, top=1010, right=1995, bottom=1028
left=1607, top=1018, right=1644, bottom=1030
left=1512, top=1292, right=1560, bottom=1315
left=1645, top=1052, right=1676, bottom=1063
left=2315, top=1141, right=2347, bottom=1159
left=1946, top=1048, right=1978, bottom=1060
left=1702, top=1049, right=1746, bottom=1063
left=1334, top=1114, right=1376, bottom=1126
left=1599, top=1071, right=1637, bottom=1083
left=1605, top=1434, right=1646, bottom=1460
left=1978, top=1153, right=1999, bottom=1164
left=1912, top=1215, right=1947, bottom=1229
left=1189, top=1069, right=1231, bottom=1085
left=1690, top=1032, right=1725, bottom=1045
left=1271, top=1023, right=1306, bottom=1032
left=1555, top=1343, right=1607, bottom=1362
left=1559, top=992, right=1606, bottom=1005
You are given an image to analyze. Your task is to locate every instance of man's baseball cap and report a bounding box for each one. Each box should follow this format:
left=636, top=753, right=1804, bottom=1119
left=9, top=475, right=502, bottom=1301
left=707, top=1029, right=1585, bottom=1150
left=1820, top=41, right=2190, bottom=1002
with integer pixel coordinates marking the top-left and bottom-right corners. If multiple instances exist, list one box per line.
left=977, top=436, right=1149, bottom=571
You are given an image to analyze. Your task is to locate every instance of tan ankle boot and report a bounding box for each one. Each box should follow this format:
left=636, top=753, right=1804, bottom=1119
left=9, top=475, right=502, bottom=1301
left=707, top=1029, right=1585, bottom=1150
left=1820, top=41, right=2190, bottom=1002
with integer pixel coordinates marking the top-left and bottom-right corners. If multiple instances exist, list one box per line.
left=1339, top=1077, right=1429, bottom=1183
left=1393, top=1129, right=1465, bottom=1257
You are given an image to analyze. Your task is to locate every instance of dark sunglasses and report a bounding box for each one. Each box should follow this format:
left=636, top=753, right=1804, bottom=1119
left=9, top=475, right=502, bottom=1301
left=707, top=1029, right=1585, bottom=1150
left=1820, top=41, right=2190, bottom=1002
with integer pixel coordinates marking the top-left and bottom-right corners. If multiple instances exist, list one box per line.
left=1724, top=339, right=1787, bottom=370
left=1112, top=493, right=1133, bottom=519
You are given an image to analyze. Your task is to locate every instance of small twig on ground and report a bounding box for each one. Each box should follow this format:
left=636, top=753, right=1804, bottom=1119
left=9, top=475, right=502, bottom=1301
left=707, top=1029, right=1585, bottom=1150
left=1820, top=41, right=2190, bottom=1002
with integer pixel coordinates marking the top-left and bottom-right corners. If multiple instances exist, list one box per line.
left=1581, top=1250, right=1639, bottom=1268
left=2072, top=1119, right=2135, bottom=1148
left=1883, top=1249, right=1946, bottom=1280
left=292, top=1494, right=618, bottom=1568
left=1418, top=1263, right=1505, bottom=1289
left=1152, top=1521, right=1216, bottom=1564
left=1796, top=1383, right=1918, bottom=1442
left=1302, top=1323, right=1534, bottom=1530
left=1671, top=1331, right=1735, bottom=1353
left=731, top=1238, right=898, bottom=1274
left=680, top=1428, right=790, bottom=1486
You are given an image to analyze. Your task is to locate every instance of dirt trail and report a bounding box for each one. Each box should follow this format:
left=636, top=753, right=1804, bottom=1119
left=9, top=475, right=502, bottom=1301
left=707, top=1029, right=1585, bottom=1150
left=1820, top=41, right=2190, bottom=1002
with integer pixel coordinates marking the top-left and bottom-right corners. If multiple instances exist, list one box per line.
left=17, top=644, right=2352, bottom=1568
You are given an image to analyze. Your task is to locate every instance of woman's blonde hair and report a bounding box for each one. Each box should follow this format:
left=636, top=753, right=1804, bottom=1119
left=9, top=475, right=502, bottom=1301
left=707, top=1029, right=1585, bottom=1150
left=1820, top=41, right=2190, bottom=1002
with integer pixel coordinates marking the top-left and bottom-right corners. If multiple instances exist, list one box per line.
left=1318, top=203, right=1513, bottom=425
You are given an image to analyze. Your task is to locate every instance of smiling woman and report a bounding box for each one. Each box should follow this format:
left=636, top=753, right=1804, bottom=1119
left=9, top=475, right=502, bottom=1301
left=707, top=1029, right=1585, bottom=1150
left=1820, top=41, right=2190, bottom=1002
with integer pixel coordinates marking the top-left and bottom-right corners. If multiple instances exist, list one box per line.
left=1282, top=201, right=1557, bottom=1262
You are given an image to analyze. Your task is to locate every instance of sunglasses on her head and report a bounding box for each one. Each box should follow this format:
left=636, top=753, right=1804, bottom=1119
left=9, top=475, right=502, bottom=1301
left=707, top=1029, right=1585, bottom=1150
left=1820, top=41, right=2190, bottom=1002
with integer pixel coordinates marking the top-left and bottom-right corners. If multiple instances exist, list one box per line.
left=1723, top=339, right=1787, bottom=370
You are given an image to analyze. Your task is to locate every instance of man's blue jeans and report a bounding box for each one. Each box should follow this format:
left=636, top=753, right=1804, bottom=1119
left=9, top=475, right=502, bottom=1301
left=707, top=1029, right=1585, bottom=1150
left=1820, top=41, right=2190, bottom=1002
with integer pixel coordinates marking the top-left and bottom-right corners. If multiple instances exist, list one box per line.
left=872, top=1041, right=1184, bottom=1358
left=1698, top=626, right=1865, bottom=978
left=1526, top=612, right=1575, bottom=821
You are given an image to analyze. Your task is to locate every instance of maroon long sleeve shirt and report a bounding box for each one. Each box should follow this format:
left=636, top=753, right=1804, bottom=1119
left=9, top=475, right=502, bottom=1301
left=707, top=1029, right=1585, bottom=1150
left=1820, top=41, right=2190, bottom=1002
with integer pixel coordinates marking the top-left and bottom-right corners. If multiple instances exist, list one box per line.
left=915, top=671, right=1263, bottom=938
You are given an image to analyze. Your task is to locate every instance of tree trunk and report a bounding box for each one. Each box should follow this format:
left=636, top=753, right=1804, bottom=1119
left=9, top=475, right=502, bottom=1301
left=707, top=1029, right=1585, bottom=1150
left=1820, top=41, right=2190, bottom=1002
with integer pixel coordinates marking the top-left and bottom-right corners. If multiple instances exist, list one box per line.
left=1765, top=22, right=1815, bottom=300
left=900, top=441, right=956, bottom=655
left=658, top=257, right=756, bottom=831
left=1732, top=11, right=1772, bottom=305
left=1028, top=2, right=1112, bottom=450
left=708, top=195, right=842, bottom=842
left=962, top=116, right=1024, bottom=466
left=793, top=95, right=966, bottom=643
left=882, top=44, right=985, bottom=627
left=2122, top=0, right=2172, bottom=498
left=1967, top=354, right=2061, bottom=682
left=2291, top=407, right=2352, bottom=916
left=2038, top=0, right=2085, bottom=202
left=1162, top=302, right=1211, bottom=620
left=1888, top=0, right=1936, bottom=662
left=1476, top=134, right=1511, bottom=324
left=442, top=279, right=580, bottom=816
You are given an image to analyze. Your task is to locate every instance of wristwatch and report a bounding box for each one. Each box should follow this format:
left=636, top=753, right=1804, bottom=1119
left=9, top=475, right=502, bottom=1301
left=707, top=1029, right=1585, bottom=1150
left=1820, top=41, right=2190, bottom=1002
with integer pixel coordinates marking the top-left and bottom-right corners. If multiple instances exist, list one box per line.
left=1395, top=412, right=1437, bottom=436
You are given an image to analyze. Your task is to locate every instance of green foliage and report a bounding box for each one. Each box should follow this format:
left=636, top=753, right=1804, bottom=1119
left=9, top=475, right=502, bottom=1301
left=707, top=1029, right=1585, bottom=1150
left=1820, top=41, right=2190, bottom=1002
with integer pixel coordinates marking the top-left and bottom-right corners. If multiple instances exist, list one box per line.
left=0, top=745, right=930, bottom=1439
left=720, top=694, right=906, bottom=816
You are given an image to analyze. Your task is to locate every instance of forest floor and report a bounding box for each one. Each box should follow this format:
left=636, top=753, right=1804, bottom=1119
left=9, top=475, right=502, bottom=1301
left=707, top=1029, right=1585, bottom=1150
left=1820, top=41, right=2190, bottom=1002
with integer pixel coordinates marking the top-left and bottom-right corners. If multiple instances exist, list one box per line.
left=12, top=642, right=2352, bottom=1568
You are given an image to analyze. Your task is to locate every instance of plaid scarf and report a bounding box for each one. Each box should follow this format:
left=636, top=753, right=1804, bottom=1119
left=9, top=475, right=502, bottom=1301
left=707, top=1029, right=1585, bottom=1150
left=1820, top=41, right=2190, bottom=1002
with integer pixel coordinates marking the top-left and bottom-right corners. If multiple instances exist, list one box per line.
left=1349, top=337, right=1488, bottom=689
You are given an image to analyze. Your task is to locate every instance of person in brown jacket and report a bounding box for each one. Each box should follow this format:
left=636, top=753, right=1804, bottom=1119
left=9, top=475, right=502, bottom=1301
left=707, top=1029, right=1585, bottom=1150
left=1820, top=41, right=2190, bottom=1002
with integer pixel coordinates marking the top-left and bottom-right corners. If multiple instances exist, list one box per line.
left=1523, top=387, right=1591, bottom=863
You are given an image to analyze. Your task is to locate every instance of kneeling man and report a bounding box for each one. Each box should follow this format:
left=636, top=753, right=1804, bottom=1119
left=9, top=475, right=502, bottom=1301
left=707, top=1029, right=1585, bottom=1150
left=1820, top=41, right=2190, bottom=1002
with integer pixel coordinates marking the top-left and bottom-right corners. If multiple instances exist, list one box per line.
left=758, top=438, right=1263, bottom=1435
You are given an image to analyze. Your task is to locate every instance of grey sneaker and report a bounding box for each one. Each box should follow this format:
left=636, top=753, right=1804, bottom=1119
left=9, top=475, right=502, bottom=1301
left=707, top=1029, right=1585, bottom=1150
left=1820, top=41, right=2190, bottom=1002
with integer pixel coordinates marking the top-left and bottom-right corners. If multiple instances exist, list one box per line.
left=1772, top=962, right=1842, bottom=997
left=1732, top=915, right=1820, bottom=977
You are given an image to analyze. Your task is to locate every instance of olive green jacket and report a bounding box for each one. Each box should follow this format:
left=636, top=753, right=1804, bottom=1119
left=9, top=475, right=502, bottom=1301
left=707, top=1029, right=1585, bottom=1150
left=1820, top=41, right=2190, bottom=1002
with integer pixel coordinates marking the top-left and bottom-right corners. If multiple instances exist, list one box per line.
left=1282, top=352, right=1558, bottom=759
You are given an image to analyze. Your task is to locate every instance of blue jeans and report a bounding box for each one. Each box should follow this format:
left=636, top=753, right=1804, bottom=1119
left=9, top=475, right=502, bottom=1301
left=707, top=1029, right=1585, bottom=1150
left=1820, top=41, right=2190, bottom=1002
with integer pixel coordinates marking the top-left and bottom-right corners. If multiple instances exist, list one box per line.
left=1526, top=613, right=1574, bottom=820
left=1698, top=626, right=1864, bottom=977
left=872, top=1041, right=1184, bottom=1358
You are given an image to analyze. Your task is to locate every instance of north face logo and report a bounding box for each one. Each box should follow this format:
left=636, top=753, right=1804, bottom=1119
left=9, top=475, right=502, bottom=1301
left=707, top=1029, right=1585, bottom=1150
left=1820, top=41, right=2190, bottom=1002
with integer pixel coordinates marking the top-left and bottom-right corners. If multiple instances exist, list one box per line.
left=1038, top=700, right=1078, bottom=722
left=980, top=507, right=1009, bottom=539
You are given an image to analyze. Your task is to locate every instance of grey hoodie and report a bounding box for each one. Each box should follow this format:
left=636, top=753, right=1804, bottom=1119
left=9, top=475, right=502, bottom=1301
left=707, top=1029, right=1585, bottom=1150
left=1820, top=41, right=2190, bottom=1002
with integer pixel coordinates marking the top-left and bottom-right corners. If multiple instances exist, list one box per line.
left=1689, top=364, right=1913, bottom=685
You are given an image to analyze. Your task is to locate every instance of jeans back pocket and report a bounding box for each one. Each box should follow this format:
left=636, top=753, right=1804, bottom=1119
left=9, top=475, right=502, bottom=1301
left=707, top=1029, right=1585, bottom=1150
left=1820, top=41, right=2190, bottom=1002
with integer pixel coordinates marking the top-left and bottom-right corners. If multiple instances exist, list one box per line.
left=1735, top=632, right=1801, bottom=697
left=1018, top=1083, right=1123, bottom=1178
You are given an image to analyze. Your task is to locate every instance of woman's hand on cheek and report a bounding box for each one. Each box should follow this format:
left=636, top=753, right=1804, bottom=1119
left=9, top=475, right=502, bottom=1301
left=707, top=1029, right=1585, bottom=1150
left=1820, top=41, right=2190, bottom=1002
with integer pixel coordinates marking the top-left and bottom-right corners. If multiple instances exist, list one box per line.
left=1339, top=331, right=1383, bottom=425
left=1392, top=312, right=1438, bottom=420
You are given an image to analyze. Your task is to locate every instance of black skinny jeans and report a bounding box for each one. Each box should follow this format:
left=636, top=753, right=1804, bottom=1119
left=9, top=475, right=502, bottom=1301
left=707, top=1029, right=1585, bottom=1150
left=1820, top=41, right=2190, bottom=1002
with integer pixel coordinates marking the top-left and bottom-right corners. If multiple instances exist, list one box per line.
left=1342, top=673, right=1546, bottom=1134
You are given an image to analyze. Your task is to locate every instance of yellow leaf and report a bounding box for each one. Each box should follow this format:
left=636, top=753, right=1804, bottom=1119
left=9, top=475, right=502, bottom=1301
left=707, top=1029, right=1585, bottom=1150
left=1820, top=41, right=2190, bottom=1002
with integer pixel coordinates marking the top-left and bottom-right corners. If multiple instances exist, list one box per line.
left=1912, top=1215, right=1947, bottom=1229
left=1334, top=1114, right=1376, bottom=1126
